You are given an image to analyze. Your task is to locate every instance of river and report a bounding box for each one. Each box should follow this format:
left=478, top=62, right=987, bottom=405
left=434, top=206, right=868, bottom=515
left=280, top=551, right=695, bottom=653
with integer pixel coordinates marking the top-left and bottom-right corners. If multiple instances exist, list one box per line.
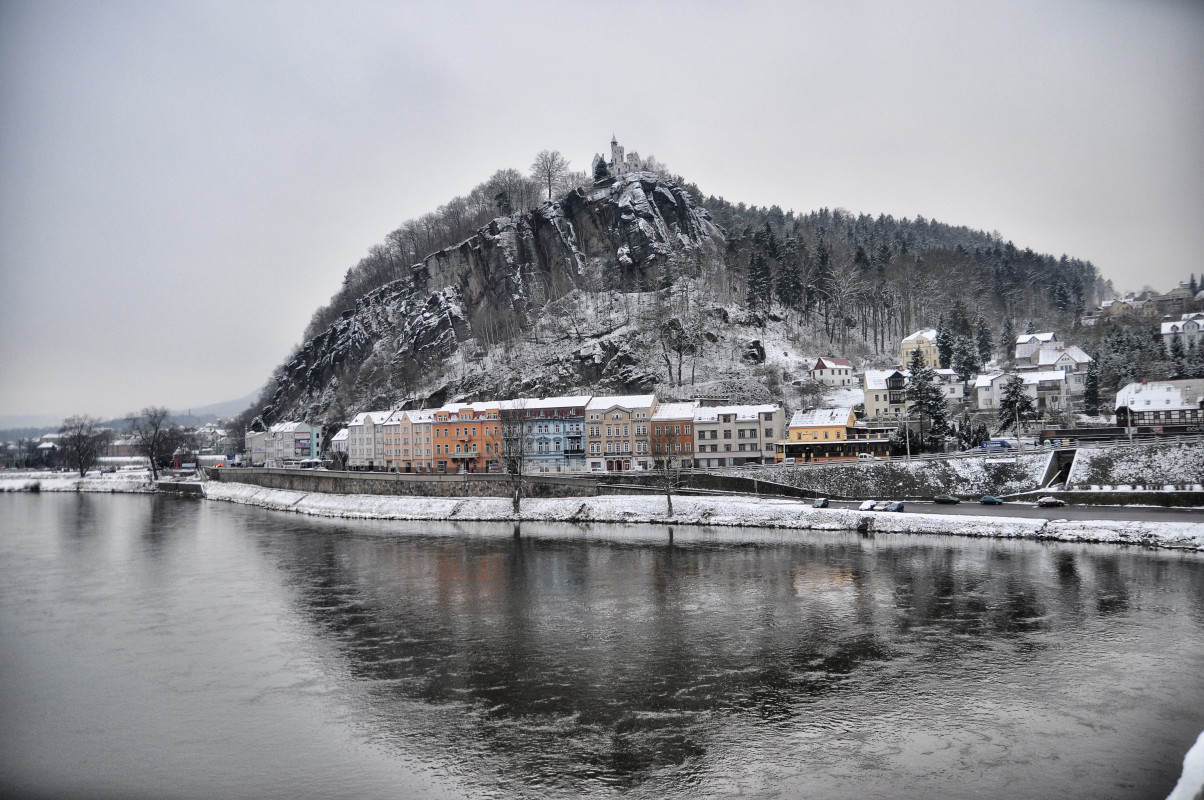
left=1, top=492, right=1202, bottom=799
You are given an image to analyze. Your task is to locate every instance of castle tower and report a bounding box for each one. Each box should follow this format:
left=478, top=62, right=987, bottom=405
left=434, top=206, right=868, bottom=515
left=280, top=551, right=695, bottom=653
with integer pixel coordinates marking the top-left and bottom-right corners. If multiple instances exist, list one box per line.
left=610, top=135, right=624, bottom=174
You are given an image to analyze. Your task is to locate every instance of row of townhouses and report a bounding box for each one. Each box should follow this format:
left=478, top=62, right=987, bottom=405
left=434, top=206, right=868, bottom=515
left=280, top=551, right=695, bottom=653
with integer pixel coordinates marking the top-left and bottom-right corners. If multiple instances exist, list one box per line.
left=320, top=396, right=789, bottom=474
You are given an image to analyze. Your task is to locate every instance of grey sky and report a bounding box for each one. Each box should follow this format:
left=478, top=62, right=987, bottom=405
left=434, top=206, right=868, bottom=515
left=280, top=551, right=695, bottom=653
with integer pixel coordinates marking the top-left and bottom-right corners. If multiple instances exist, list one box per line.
left=2, top=0, right=1201, bottom=420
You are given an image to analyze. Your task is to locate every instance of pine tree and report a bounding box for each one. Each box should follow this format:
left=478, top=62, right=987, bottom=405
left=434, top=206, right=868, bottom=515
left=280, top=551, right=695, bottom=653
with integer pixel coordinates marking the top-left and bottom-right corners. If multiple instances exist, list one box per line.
left=1169, top=334, right=1186, bottom=376
left=906, top=348, right=951, bottom=451
left=1083, top=358, right=1101, bottom=416
left=997, top=375, right=1036, bottom=433
left=775, top=240, right=805, bottom=310
left=936, top=316, right=954, bottom=369
left=951, top=337, right=980, bottom=382
left=1190, top=273, right=1199, bottom=296
left=746, top=251, right=772, bottom=311
left=999, top=318, right=1016, bottom=362
left=975, top=316, right=993, bottom=366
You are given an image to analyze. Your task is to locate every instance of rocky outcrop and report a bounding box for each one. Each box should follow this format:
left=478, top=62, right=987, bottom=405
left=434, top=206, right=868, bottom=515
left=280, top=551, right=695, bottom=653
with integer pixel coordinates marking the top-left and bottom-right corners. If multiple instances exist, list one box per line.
left=256, top=173, right=724, bottom=426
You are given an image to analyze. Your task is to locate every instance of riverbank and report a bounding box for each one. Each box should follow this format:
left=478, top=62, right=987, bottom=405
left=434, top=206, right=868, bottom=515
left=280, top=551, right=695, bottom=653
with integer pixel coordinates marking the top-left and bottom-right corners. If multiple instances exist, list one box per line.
left=203, top=481, right=1204, bottom=551
left=0, top=471, right=155, bottom=493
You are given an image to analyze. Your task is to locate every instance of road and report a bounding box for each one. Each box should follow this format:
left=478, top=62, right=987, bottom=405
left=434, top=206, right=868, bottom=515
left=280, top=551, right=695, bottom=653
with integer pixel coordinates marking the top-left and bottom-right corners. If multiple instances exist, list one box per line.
left=820, top=499, right=1202, bottom=523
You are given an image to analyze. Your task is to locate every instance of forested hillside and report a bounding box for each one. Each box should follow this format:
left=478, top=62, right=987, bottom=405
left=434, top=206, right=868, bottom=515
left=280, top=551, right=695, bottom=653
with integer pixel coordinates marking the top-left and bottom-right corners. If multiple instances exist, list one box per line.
left=242, top=150, right=1112, bottom=431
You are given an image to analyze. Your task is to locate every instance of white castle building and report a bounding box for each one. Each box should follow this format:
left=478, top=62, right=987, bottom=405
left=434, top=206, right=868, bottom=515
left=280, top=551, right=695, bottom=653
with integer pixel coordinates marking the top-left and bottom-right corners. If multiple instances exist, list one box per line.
left=592, top=135, right=647, bottom=179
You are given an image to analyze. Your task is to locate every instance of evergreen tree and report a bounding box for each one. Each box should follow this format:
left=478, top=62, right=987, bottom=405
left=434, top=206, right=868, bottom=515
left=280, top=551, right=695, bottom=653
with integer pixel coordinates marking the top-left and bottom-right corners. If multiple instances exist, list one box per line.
left=1190, top=273, right=1199, bottom=296
left=746, top=251, right=772, bottom=311
left=955, top=413, right=990, bottom=451
left=936, top=316, right=954, bottom=369
left=999, top=318, right=1016, bottom=362
left=997, top=375, right=1036, bottom=433
left=1169, top=334, right=1186, bottom=376
left=593, top=158, right=610, bottom=181
left=775, top=239, right=805, bottom=309
left=975, top=316, right=993, bottom=366
left=906, top=348, right=951, bottom=451
left=951, top=337, right=980, bottom=382
left=1025, top=319, right=1036, bottom=335
left=1083, top=357, right=1101, bottom=416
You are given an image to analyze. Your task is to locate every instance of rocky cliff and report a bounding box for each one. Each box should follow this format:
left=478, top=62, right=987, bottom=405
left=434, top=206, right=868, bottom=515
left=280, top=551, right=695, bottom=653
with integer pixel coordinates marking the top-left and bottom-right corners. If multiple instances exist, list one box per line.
left=256, top=172, right=725, bottom=425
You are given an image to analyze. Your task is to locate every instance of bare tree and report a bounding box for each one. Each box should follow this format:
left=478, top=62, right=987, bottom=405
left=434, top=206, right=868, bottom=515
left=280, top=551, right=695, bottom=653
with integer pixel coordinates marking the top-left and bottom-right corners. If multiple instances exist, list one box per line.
left=530, top=150, right=570, bottom=201
left=499, top=399, right=530, bottom=513
left=648, top=423, right=685, bottom=517
left=60, top=415, right=111, bottom=477
left=126, top=406, right=172, bottom=480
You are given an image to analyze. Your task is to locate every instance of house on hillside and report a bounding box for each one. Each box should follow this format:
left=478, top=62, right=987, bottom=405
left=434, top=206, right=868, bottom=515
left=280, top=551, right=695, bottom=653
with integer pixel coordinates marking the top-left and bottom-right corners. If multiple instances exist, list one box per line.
left=1014, top=332, right=1056, bottom=361
left=900, top=329, right=939, bottom=369
left=974, top=371, right=1073, bottom=414
left=809, top=356, right=855, bottom=387
left=1162, top=313, right=1204, bottom=353
left=864, top=369, right=909, bottom=419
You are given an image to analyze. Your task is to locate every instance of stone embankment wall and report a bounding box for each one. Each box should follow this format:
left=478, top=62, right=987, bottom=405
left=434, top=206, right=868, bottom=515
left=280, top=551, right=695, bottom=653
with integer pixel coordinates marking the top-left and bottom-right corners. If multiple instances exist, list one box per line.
left=207, top=468, right=811, bottom=500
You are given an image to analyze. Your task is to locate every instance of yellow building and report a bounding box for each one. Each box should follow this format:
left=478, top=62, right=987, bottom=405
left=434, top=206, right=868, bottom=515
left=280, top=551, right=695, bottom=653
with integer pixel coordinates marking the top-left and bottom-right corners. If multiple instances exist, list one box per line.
left=900, top=328, right=939, bottom=368
left=777, top=406, right=892, bottom=464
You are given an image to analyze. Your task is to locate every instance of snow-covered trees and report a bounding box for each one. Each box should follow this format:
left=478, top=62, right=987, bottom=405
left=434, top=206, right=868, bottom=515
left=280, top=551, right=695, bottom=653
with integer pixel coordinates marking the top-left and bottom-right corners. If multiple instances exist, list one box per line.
left=996, top=375, right=1036, bottom=433
left=905, top=349, right=950, bottom=451
left=1083, top=358, right=1101, bottom=416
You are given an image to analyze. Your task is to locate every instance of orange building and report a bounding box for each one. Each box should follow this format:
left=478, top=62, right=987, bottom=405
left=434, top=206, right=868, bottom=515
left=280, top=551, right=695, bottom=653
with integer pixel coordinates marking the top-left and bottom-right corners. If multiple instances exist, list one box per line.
left=650, top=401, right=697, bottom=469
left=432, top=402, right=501, bottom=473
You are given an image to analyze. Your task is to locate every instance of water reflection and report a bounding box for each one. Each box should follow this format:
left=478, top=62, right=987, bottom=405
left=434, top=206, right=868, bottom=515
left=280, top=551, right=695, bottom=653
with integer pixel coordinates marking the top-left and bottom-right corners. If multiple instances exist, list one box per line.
left=3, top=494, right=1203, bottom=800
left=261, top=519, right=1204, bottom=797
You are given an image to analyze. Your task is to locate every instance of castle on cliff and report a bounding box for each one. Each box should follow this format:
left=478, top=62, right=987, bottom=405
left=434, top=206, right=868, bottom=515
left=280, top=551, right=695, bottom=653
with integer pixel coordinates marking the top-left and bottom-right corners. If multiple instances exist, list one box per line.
left=591, top=135, right=647, bottom=179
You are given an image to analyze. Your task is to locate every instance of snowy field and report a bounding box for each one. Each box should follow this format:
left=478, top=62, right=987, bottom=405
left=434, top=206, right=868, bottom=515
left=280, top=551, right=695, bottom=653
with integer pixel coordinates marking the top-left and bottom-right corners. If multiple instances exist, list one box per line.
left=203, top=481, right=1204, bottom=551
left=0, top=470, right=156, bottom=493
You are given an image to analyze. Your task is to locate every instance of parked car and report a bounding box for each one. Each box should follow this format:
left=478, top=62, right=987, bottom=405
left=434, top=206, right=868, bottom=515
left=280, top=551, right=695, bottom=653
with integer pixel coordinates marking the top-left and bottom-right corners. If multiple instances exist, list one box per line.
left=979, top=495, right=1004, bottom=505
left=1036, top=496, right=1066, bottom=507
left=933, top=494, right=960, bottom=504
left=812, top=497, right=829, bottom=508
left=857, top=453, right=877, bottom=461
left=873, top=501, right=893, bottom=511
left=858, top=500, right=877, bottom=511
left=885, top=501, right=905, bottom=512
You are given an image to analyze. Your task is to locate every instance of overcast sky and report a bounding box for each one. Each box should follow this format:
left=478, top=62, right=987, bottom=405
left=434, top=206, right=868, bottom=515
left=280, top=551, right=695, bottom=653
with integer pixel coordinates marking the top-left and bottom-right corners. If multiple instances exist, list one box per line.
left=2, top=0, right=1201, bottom=422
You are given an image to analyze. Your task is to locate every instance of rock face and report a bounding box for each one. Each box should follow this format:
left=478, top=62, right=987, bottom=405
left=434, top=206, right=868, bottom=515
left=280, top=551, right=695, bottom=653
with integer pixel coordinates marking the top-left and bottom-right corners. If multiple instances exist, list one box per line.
left=257, top=173, right=724, bottom=425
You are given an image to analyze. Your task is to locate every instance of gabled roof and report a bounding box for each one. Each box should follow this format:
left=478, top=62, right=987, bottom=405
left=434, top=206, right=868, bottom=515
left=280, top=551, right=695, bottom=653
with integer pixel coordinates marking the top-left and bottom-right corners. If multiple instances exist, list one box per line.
left=788, top=407, right=855, bottom=428
left=331, top=428, right=348, bottom=441
left=348, top=410, right=394, bottom=427
left=1163, top=320, right=1202, bottom=334
left=1035, top=344, right=1092, bottom=366
left=651, top=401, right=698, bottom=421
left=1115, top=381, right=1200, bottom=411
left=812, top=356, right=853, bottom=370
left=1016, top=332, right=1057, bottom=344
left=863, top=369, right=908, bottom=390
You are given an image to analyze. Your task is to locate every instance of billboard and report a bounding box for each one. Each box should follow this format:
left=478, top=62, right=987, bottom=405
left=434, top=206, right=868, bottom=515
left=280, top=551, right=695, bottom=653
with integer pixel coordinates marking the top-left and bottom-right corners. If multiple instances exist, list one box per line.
left=294, top=436, right=311, bottom=456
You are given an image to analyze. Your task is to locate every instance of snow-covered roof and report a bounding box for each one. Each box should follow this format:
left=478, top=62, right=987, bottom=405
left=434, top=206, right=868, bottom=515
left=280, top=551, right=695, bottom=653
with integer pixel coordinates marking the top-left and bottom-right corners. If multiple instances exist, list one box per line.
left=1163, top=320, right=1202, bottom=334
left=508, top=395, right=592, bottom=411
left=268, top=421, right=312, bottom=434
left=812, top=357, right=853, bottom=370
left=1035, top=344, right=1092, bottom=366
left=788, top=407, right=854, bottom=428
left=692, top=404, right=779, bottom=423
left=974, top=373, right=1005, bottom=389
left=863, top=369, right=908, bottom=390
left=1016, top=332, right=1057, bottom=344
left=1022, top=371, right=1067, bottom=385
left=901, top=329, right=938, bottom=343
left=1115, top=381, right=1200, bottom=410
left=651, top=401, right=698, bottom=421
left=348, top=410, right=394, bottom=427
left=331, top=428, right=348, bottom=441
left=585, top=394, right=657, bottom=411
left=405, top=409, right=437, bottom=423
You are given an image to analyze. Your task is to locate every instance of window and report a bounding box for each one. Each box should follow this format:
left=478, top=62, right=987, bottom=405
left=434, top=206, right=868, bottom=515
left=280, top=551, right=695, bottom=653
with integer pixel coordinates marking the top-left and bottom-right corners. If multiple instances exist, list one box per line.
left=738, top=444, right=746, bottom=451
left=765, top=428, right=772, bottom=437
left=723, top=430, right=731, bottom=439
left=724, top=444, right=731, bottom=452
left=685, top=425, right=691, bottom=435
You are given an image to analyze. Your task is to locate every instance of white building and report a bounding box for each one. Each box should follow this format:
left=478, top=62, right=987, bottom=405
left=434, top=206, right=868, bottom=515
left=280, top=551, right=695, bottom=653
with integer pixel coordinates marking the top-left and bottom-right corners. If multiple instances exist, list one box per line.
left=975, top=371, right=1072, bottom=414
left=863, top=368, right=965, bottom=420
left=1014, top=332, right=1057, bottom=361
left=1162, top=313, right=1204, bottom=353
left=244, top=430, right=267, bottom=466
left=809, top=356, right=855, bottom=387
left=1115, top=380, right=1204, bottom=427
left=345, top=410, right=394, bottom=470
left=1019, top=342, right=1092, bottom=374
left=692, top=404, right=785, bottom=468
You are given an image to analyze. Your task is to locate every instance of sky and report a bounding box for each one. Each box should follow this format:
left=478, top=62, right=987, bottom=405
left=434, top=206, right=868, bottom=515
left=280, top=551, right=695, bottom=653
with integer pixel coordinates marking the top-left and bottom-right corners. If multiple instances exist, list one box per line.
left=1, top=0, right=1202, bottom=423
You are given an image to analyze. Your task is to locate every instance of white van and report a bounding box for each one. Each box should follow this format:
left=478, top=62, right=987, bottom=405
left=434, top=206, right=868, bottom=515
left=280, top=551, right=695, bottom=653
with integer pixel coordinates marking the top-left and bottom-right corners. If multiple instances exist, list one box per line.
left=857, top=453, right=876, bottom=461
left=781, top=457, right=796, bottom=466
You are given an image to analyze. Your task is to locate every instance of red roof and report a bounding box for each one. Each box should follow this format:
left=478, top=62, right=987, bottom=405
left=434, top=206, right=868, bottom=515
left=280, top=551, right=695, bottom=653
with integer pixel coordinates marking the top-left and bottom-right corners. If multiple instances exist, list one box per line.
left=813, top=357, right=853, bottom=370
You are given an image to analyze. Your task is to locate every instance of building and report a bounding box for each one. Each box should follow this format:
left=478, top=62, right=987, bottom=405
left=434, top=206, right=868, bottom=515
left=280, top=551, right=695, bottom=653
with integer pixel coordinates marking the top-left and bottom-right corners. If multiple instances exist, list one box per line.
left=505, top=396, right=590, bottom=474
left=809, top=357, right=855, bottom=387
left=863, top=370, right=909, bottom=420
left=407, top=409, right=436, bottom=472
left=585, top=395, right=657, bottom=472
left=244, top=430, right=268, bottom=466
left=328, top=429, right=348, bottom=463
left=974, top=371, right=1072, bottom=414
left=650, top=401, right=698, bottom=469
left=1162, top=313, right=1204, bottom=353
left=590, top=135, right=648, bottom=179
left=691, top=404, right=785, bottom=468
left=1114, top=380, right=1204, bottom=428
left=1014, top=332, right=1057, bottom=361
left=1020, top=342, right=1093, bottom=375
left=776, top=407, right=893, bottom=463
left=264, top=421, right=323, bottom=468
left=900, top=329, right=939, bottom=369
left=345, top=410, right=394, bottom=470
left=432, top=402, right=501, bottom=474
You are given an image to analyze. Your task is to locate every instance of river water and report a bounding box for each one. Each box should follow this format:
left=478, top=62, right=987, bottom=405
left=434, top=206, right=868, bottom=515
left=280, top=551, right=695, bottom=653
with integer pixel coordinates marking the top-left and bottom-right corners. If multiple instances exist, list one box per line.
left=1, top=493, right=1202, bottom=800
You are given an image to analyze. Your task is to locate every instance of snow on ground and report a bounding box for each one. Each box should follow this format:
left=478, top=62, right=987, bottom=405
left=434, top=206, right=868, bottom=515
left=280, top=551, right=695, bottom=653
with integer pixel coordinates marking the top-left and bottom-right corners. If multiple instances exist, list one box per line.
left=202, top=482, right=1204, bottom=551
left=1167, top=730, right=1204, bottom=800
left=1068, top=441, right=1204, bottom=489
left=0, top=470, right=156, bottom=493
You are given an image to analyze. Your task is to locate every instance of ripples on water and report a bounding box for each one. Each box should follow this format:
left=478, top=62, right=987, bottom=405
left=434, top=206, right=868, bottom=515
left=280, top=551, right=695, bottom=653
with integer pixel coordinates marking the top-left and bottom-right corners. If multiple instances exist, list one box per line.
left=1, top=493, right=1202, bottom=799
